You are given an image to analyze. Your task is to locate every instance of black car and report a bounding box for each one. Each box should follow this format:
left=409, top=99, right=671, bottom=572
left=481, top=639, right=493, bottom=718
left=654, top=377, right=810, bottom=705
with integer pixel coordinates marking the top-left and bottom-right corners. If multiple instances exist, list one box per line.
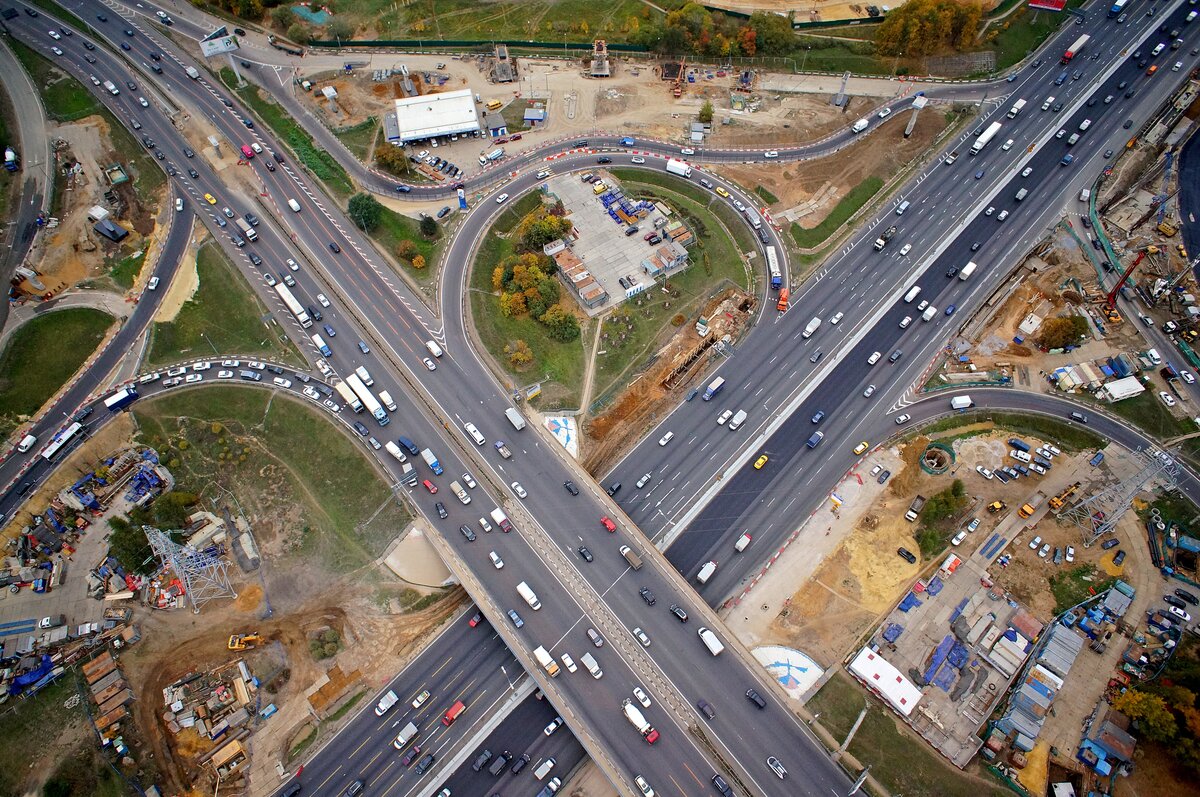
left=141, top=136, right=155, bottom=148
left=329, top=242, right=341, bottom=253
left=1101, top=538, right=1120, bottom=550
left=126, top=80, right=137, bottom=90
left=745, top=689, right=767, bottom=709
left=265, top=160, right=276, bottom=172
left=639, top=587, right=656, bottom=606
left=248, top=253, right=262, bottom=266
left=578, top=546, right=593, bottom=562
left=1164, top=594, right=1188, bottom=609
left=436, top=206, right=451, bottom=219
left=697, top=699, right=716, bottom=719
left=878, top=469, right=891, bottom=484
left=1113, top=550, right=1126, bottom=566
left=1123, top=119, right=1134, bottom=129
left=606, top=482, right=621, bottom=496
left=563, top=480, right=579, bottom=495
left=413, top=753, right=435, bottom=774
left=897, top=547, right=917, bottom=563
left=946, top=266, right=959, bottom=278
left=308, top=306, right=322, bottom=321
left=343, top=781, right=363, bottom=797
left=96, top=13, right=107, bottom=21
left=150, top=52, right=161, bottom=60
left=970, top=241, right=981, bottom=252
left=1175, top=589, right=1199, bottom=605
left=73, top=406, right=95, bottom=422
left=245, top=213, right=260, bottom=226
left=84, top=54, right=97, bottom=63
left=83, top=41, right=95, bottom=51
left=459, top=524, right=477, bottom=542
left=597, top=156, right=612, bottom=163
left=669, top=604, right=689, bottom=622
left=353, top=421, right=369, bottom=436
left=510, top=754, right=531, bottom=774
left=188, top=168, right=200, bottom=179
left=396, top=185, right=412, bottom=193
left=435, top=501, right=448, bottom=519
left=267, top=365, right=285, bottom=375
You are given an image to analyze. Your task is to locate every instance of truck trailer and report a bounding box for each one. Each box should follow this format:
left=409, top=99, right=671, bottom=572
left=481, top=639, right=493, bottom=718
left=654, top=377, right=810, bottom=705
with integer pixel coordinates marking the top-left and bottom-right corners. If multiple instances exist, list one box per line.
left=346, top=373, right=389, bottom=425
left=970, top=122, right=1003, bottom=155
left=1062, top=34, right=1089, bottom=63
left=665, top=159, right=692, bottom=178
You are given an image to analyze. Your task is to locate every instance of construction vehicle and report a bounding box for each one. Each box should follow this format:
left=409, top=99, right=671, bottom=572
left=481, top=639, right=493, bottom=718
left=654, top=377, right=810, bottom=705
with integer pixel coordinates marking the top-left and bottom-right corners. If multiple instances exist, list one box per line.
left=1049, top=482, right=1081, bottom=511
left=987, top=500, right=1007, bottom=514
left=673, top=57, right=686, bottom=98
left=228, top=633, right=264, bottom=651
left=1104, top=247, right=1157, bottom=313
left=1018, top=493, right=1046, bottom=519
left=1158, top=220, right=1178, bottom=237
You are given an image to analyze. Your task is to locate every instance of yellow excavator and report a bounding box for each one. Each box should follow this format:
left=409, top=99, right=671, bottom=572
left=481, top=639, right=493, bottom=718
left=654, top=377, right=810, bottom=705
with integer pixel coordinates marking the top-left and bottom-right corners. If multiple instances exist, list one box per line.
left=1049, top=482, right=1081, bottom=511
left=227, top=633, right=264, bottom=651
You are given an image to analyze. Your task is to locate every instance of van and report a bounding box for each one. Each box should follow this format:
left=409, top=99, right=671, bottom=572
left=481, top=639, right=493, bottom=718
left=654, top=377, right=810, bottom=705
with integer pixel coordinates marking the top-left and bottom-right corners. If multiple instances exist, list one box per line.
left=355, top=365, right=374, bottom=386
left=903, top=286, right=921, bottom=303
left=620, top=545, right=643, bottom=570
left=1041, top=96, right=1055, bottom=111
left=1079, top=188, right=1090, bottom=202
left=580, top=652, right=602, bottom=678
left=311, top=334, right=332, bottom=358
left=517, top=581, right=541, bottom=610
left=486, top=99, right=503, bottom=111
left=425, top=340, right=443, bottom=358
left=17, top=434, right=37, bottom=453
left=379, top=390, right=397, bottom=411
left=1147, top=348, right=1163, bottom=365
left=240, top=145, right=255, bottom=159
left=397, top=436, right=420, bottom=456
left=450, top=481, right=471, bottom=505
left=1054, top=70, right=1067, bottom=86
left=464, top=422, right=486, bottom=446
left=921, top=305, right=938, bottom=321
left=534, top=757, right=556, bottom=780
left=287, top=198, right=301, bottom=212
left=896, top=200, right=910, bottom=215
left=728, top=409, right=747, bottom=431
left=1070, top=411, right=1088, bottom=423
left=239, top=370, right=262, bottom=381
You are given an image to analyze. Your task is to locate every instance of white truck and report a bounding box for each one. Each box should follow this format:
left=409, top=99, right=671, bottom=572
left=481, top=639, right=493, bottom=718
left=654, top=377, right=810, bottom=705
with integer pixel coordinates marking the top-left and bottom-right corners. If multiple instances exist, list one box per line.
left=580, top=652, right=603, bottom=679
left=873, top=225, right=897, bottom=250
left=852, top=118, right=869, bottom=133
left=921, top=305, right=938, bottom=321
left=802, top=317, right=822, bottom=339
left=958, top=261, right=978, bottom=281
left=951, top=395, right=974, bottom=410
left=420, top=447, right=443, bottom=475
left=375, top=690, right=399, bottom=716
left=102, top=80, right=120, bottom=95
left=622, top=699, right=660, bottom=743
left=665, top=159, right=692, bottom=178
left=505, top=407, right=527, bottom=430
left=517, top=581, right=541, bottom=610
left=385, top=441, right=407, bottom=462
left=490, top=507, right=514, bottom=532
left=696, top=561, right=718, bottom=584
left=185, top=66, right=200, bottom=79
left=235, top=218, right=258, bottom=241
left=1006, top=99, right=1027, bottom=118
left=346, top=373, right=389, bottom=425
left=970, top=121, right=1003, bottom=155
left=334, top=381, right=363, bottom=412
left=698, top=627, right=725, bottom=656
left=378, top=390, right=397, bottom=411
left=734, top=532, right=752, bottom=552
left=534, top=646, right=560, bottom=677
left=392, top=721, right=419, bottom=750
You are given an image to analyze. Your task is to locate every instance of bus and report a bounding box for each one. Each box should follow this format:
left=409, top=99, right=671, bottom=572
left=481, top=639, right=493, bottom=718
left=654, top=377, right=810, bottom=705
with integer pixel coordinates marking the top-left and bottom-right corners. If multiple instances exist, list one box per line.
left=1108, top=0, right=1129, bottom=17
left=765, top=246, right=781, bottom=290
left=273, top=284, right=312, bottom=329
left=442, top=700, right=466, bottom=726
left=41, top=422, right=83, bottom=461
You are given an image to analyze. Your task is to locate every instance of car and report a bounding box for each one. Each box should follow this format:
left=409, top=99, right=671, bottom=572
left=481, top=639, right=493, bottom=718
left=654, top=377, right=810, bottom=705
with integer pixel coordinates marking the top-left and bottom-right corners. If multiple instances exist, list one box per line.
left=767, top=756, right=788, bottom=779
left=764, top=150, right=779, bottom=158
left=830, top=312, right=844, bottom=325
left=947, top=530, right=966, bottom=546
left=204, top=193, right=217, bottom=205
left=1100, top=538, right=1120, bottom=550
left=508, top=609, right=524, bottom=628
left=544, top=716, right=564, bottom=736
left=1182, top=370, right=1197, bottom=385
left=188, top=167, right=200, bottom=179
left=1160, top=391, right=1177, bottom=407
left=1124, top=119, right=1135, bottom=130
left=895, top=413, right=911, bottom=425
left=1103, top=149, right=1115, bottom=160
left=635, top=775, right=655, bottom=797
left=681, top=147, right=695, bottom=155
left=985, top=206, right=995, bottom=216
left=878, top=469, right=891, bottom=484
left=631, top=156, right=645, bottom=164
left=422, top=479, right=438, bottom=494
left=974, top=169, right=985, bottom=179
left=977, top=465, right=994, bottom=480
left=946, top=304, right=957, bottom=316
left=578, top=545, right=594, bottom=562
left=400, top=745, right=423, bottom=765
left=1055, top=129, right=1067, bottom=139
left=606, top=482, right=621, bottom=496
left=357, top=340, right=370, bottom=354
left=468, top=611, right=483, bottom=628
left=639, top=587, right=656, bottom=606
left=436, top=206, right=452, bottom=219
left=120, top=42, right=131, bottom=51
left=322, top=324, right=336, bottom=338
left=248, top=253, right=262, bottom=266
left=1169, top=606, right=1192, bottom=623
left=899, top=244, right=912, bottom=256
left=329, top=242, right=341, bottom=253
left=669, top=604, right=689, bottom=623
left=410, top=689, right=431, bottom=709
left=48, top=30, right=61, bottom=40
left=852, top=441, right=869, bottom=455
left=147, top=277, right=160, bottom=290
left=810, top=350, right=824, bottom=364
left=315, top=293, right=331, bottom=309
left=715, top=186, right=730, bottom=198
left=601, top=516, right=617, bottom=532
left=1113, top=550, right=1127, bottom=566
left=634, top=627, right=651, bottom=647
left=867, top=352, right=882, bottom=365
left=812, top=410, right=826, bottom=424
left=997, top=210, right=1009, bottom=222
left=495, top=193, right=509, bottom=204
left=435, top=501, right=447, bottom=519
left=717, top=409, right=733, bottom=425
left=460, top=525, right=478, bottom=542
left=754, top=455, right=769, bottom=469
left=217, top=370, right=234, bottom=379
left=563, top=480, right=580, bottom=496
left=633, top=687, right=652, bottom=708
left=889, top=349, right=903, bottom=364
left=587, top=627, right=604, bottom=647
left=511, top=481, right=527, bottom=499
left=1175, top=588, right=1199, bottom=606
left=1038, top=543, right=1050, bottom=558
left=262, top=273, right=276, bottom=286
left=422, top=357, right=437, bottom=371
left=597, top=156, right=612, bottom=164
left=863, top=384, right=876, bottom=398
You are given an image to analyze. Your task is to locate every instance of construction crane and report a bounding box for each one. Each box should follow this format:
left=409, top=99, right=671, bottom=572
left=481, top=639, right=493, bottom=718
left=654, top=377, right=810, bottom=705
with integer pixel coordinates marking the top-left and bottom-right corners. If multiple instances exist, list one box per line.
left=1105, top=247, right=1156, bottom=311
left=673, top=56, right=686, bottom=98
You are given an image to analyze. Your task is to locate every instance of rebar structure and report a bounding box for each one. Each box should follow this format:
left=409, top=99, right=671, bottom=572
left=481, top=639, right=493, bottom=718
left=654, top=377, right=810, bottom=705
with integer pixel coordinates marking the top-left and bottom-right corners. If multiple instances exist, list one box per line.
left=1058, top=451, right=1179, bottom=545
left=145, top=526, right=237, bottom=613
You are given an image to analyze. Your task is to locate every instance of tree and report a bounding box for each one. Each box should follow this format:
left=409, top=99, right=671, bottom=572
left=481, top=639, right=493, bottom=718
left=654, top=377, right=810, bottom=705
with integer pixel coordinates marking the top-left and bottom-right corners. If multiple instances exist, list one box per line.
left=736, top=26, right=756, bottom=56
left=492, top=266, right=506, bottom=292
left=1037, top=316, right=1089, bottom=349
left=698, top=100, right=714, bottom=124
left=874, top=0, right=985, bottom=57
left=107, top=517, right=155, bottom=575
left=411, top=254, right=426, bottom=269
left=375, top=142, right=412, bottom=176
left=541, top=304, right=581, bottom=342
left=348, top=193, right=383, bottom=232
left=1114, top=690, right=1178, bottom=742
left=272, top=6, right=295, bottom=30
left=396, top=239, right=418, bottom=261
left=748, top=11, right=795, bottom=55
left=419, top=215, right=438, bottom=238
left=507, top=339, right=534, bottom=367
left=326, top=18, right=355, bottom=43
left=286, top=23, right=311, bottom=46
left=499, top=292, right=526, bottom=317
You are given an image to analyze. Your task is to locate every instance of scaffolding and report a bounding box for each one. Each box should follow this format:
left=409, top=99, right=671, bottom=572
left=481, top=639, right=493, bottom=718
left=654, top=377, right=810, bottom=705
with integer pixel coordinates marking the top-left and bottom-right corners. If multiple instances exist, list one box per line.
left=146, top=527, right=237, bottom=613
left=1059, top=451, right=1179, bottom=545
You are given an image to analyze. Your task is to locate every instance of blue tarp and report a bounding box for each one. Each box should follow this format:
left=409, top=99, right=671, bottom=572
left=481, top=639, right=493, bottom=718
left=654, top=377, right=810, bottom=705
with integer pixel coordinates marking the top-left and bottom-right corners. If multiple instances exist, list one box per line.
left=927, top=576, right=945, bottom=596
left=898, top=592, right=923, bottom=612
left=882, top=623, right=905, bottom=643
left=8, top=655, right=53, bottom=695
left=923, top=635, right=955, bottom=684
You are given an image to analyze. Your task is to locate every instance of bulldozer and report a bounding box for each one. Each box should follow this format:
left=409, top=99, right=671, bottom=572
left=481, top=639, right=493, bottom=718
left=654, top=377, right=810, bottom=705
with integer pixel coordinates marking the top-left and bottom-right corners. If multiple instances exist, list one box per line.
left=227, top=633, right=264, bottom=651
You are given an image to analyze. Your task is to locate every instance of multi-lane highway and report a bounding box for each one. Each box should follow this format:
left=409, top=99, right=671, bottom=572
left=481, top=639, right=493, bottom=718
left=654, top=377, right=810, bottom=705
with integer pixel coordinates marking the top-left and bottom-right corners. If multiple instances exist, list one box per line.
left=3, top=0, right=1199, bottom=794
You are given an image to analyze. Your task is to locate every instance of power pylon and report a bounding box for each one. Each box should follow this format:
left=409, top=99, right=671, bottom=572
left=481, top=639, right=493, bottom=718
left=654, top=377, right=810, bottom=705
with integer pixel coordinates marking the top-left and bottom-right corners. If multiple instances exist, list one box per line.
left=1058, top=451, right=1179, bottom=546
left=145, top=527, right=237, bottom=613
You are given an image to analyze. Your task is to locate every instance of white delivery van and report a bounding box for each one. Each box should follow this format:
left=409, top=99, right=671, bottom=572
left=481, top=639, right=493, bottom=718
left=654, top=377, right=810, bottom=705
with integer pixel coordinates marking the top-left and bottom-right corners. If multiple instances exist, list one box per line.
left=698, top=627, right=725, bottom=656
left=728, top=410, right=747, bottom=431
left=379, top=390, right=397, bottom=411
left=903, top=286, right=921, bottom=303
left=425, top=340, right=443, bottom=357
left=464, top=422, right=486, bottom=446
left=450, top=480, right=471, bottom=504
left=517, top=581, right=541, bottom=610
left=355, top=365, right=374, bottom=386
left=534, top=757, right=557, bottom=780
left=17, top=434, right=37, bottom=453
left=896, top=200, right=910, bottom=215
left=287, top=198, right=301, bottom=212
left=580, top=652, right=603, bottom=679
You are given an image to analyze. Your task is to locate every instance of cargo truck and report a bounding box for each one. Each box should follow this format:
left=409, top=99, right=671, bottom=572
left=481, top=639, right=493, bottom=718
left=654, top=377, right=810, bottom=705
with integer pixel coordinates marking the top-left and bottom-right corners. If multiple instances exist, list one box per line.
left=534, top=646, right=560, bottom=677
left=802, top=317, right=822, bottom=338
left=490, top=508, right=514, bottom=532
left=505, top=407, right=527, bottom=430
left=449, top=480, right=471, bottom=504
left=958, top=261, right=978, bottom=280
left=970, top=122, right=1003, bottom=155
left=735, top=532, right=752, bottom=552
left=776, top=287, right=790, bottom=312
left=703, top=376, right=725, bottom=401
left=904, top=495, right=926, bottom=522
left=102, top=80, right=120, bottom=95
left=951, top=395, right=973, bottom=410
left=921, top=305, right=938, bottom=321
left=312, top=333, right=332, bottom=358
left=1061, top=34, right=1089, bottom=63
left=620, top=545, right=643, bottom=570
left=697, top=627, right=725, bottom=656
left=873, top=225, right=897, bottom=250
left=852, top=118, right=869, bottom=133
left=696, top=561, right=718, bottom=584
left=665, top=159, right=692, bottom=178
left=517, top=581, right=541, bottom=610
left=420, top=448, right=443, bottom=475
left=580, top=652, right=602, bottom=678
left=1018, top=493, right=1046, bottom=519
left=185, top=66, right=200, bottom=79
left=235, top=218, right=258, bottom=241
left=385, top=441, right=407, bottom=462
left=622, top=699, right=660, bottom=743
left=334, top=380, right=362, bottom=412
left=347, top=373, right=389, bottom=425
left=392, top=721, right=419, bottom=749
left=1006, top=99, right=1027, bottom=118
left=375, top=690, right=399, bottom=716
left=104, top=387, right=139, bottom=412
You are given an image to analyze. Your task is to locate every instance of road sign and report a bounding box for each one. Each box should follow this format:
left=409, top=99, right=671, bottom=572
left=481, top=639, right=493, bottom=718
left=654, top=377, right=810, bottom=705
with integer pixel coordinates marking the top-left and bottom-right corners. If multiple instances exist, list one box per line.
left=200, top=35, right=240, bottom=58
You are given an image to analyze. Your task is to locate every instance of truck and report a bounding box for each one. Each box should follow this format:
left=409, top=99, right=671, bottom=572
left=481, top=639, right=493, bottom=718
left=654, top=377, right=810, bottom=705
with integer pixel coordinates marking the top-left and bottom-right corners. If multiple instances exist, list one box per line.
left=1018, top=492, right=1046, bottom=519
left=3, top=146, right=18, bottom=172
left=334, top=380, right=363, bottom=412
left=102, top=80, right=120, bottom=95
left=697, top=627, right=725, bottom=656
left=665, top=158, right=693, bottom=178
left=385, top=441, right=407, bottom=463
left=1008, top=438, right=1031, bottom=453
left=392, top=721, right=419, bottom=749
left=1048, top=482, right=1081, bottom=510
left=490, top=507, right=514, bottom=533
left=517, top=581, right=542, bottom=610
left=970, top=122, right=1003, bottom=155
left=951, top=395, right=973, bottom=410
left=1062, top=34, right=1089, bottom=63
left=185, top=66, right=200, bottom=79
left=449, top=480, right=471, bottom=505
left=420, top=448, right=443, bottom=475
left=958, top=261, right=978, bottom=280
left=1006, top=99, right=1027, bottom=118
left=312, top=333, right=333, bottom=358
left=703, top=376, right=725, bottom=401
left=743, top=206, right=763, bottom=230
left=375, top=690, right=399, bottom=716
left=696, top=561, right=718, bottom=584
left=534, top=646, right=561, bottom=677
left=776, top=287, right=790, bottom=312
left=622, top=699, right=660, bottom=743
left=378, top=390, right=397, bottom=411
left=494, top=441, right=513, bottom=459
left=619, top=545, right=643, bottom=570
left=235, top=218, right=258, bottom=241
left=486, top=147, right=505, bottom=162
left=504, top=407, right=527, bottom=430
left=873, top=225, right=897, bottom=250
left=852, top=118, right=869, bottom=133
left=921, top=305, right=938, bottom=322
left=103, top=387, right=139, bottom=412
left=347, top=373, right=389, bottom=425
left=802, top=317, right=822, bottom=338
left=904, top=495, right=927, bottom=522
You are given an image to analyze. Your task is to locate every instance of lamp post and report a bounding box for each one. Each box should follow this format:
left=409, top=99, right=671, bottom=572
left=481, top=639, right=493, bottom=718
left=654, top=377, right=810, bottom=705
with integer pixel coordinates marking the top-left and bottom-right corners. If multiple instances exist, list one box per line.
left=801, top=46, right=811, bottom=73
left=892, top=51, right=903, bottom=76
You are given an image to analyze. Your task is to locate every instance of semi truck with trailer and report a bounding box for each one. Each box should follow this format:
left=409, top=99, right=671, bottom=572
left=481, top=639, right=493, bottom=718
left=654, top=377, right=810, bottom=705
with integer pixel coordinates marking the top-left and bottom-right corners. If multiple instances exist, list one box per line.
left=420, top=447, right=443, bottom=475
left=622, top=700, right=660, bottom=743
left=505, top=407, right=527, bottom=430
left=334, top=381, right=363, bottom=412
left=665, top=159, right=692, bottom=178
left=534, top=646, right=561, bottom=677
left=905, top=495, right=927, bottom=522
left=273, top=284, right=312, bottom=328
left=873, top=225, right=897, bottom=250
left=1061, top=34, right=1089, bottom=63
left=970, top=122, right=1003, bottom=154
left=346, top=373, right=389, bottom=425
left=235, top=218, right=258, bottom=241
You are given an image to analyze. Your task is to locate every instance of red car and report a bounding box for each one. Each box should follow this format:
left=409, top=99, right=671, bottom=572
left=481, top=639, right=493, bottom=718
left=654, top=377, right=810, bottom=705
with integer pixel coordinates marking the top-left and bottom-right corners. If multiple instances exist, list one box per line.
left=423, top=479, right=438, bottom=494
left=468, top=611, right=482, bottom=627
left=510, top=134, right=522, bottom=141
left=601, top=516, right=617, bottom=532
left=494, top=137, right=508, bottom=145
left=643, top=232, right=657, bottom=241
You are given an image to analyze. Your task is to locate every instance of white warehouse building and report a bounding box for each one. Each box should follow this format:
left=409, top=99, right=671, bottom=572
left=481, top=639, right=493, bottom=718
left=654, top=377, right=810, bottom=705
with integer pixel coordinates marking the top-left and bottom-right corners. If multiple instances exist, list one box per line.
left=390, top=89, right=480, bottom=144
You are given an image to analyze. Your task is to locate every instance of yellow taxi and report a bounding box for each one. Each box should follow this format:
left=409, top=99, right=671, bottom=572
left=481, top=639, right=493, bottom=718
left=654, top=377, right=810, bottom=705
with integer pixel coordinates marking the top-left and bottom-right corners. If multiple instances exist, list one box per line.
left=852, top=441, right=869, bottom=455
left=203, top=193, right=217, bottom=205
left=754, top=455, right=769, bottom=470
left=715, top=186, right=730, bottom=198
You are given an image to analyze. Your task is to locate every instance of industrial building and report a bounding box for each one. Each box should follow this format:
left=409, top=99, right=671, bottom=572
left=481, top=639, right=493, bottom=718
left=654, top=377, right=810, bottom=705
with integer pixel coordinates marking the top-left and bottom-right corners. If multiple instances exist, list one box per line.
left=391, top=89, right=479, bottom=144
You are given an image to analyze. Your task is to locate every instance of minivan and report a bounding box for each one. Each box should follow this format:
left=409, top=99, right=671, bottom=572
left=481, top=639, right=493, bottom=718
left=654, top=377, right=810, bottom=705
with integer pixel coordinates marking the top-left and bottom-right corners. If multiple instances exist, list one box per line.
left=728, top=409, right=747, bottom=431
left=896, top=200, right=910, bottom=215
left=287, top=198, right=301, bottom=212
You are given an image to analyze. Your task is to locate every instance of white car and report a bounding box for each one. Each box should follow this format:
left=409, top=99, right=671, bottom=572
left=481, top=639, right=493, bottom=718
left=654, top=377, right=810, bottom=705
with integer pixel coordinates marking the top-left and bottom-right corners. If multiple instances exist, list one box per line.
left=221, top=359, right=240, bottom=368
left=286, top=258, right=299, bottom=271
left=147, top=276, right=160, bottom=290
left=997, top=210, right=1009, bottom=222
left=317, top=293, right=330, bottom=307
left=1029, top=535, right=1042, bottom=550
left=184, top=373, right=202, bottom=384
left=717, top=409, right=733, bottom=425
left=323, top=399, right=340, bottom=412
left=1039, top=543, right=1051, bottom=558
left=951, top=530, right=967, bottom=545
left=916, top=300, right=929, bottom=312
left=1065, top=545, right=1075, bottom=563
left=462, top=472, right=476, bottom=489
left=51, top=46, right=63, bottom=56
left=898, top=244, right=911, bottom=256
left=985, top=206, right=995, bottom=216
left=1001, top=139, right=1014, bottom=151
left=867, top=351, right=882, bottom=365
left=511, top=481, right=527, bottom=499
left=138, top=96, right=149, bottom=107
left=631, top=156, right=645, bottom=164
left=862, top=384, right=876, bottom=398
left=273, top=377, right=292, bottom=388
left=895, top=413, right=911, bottom=424
left=878, top=107, right=892, bottom=118
left=976, top=465, right=994, bottom=480
left=1182, top=370, right=1196, bottom=384
left=635, top=776, right=655, bottom=797
left=1021, top=167, right=1033, bottom=178
left=1168, top=606, right=1192, bottom=622
left=544, top=716, right=564, bottom=736
left=175, top=197, right=183, bottom=212
left=495, top=193, right=510, bottom=204
left=561, top=653, right=577, bottom=673
left=192, top=361, right=211, bottom=371
left=681, top=147, right=695, bottom=155
left=967, top=518, right=980, bottom=532
left=422, top=357, right=437, bottom=371
left=535, top=169, right=551, bottom=178
left=1160, top=391, right=1177, bottom=407
left=217, top=370, right=234, bottom=379
left=489, top=550, right=504, bottom=569
left=633, top=687, right=652, bottom=708
left=303, top=386, right=320, bottom=400
left=411, top=689, right=430, bottom=708
left=49, top=30, right=61, bottom=40
left=870, top=465, right=882, bottom=477
left=764, top=150, right=779, bottom=158
left=829, top=312, right=844, bottom=325
left=1030, top=463, right=1047, bottom=475
left=316, top=360, right=333, bottom=377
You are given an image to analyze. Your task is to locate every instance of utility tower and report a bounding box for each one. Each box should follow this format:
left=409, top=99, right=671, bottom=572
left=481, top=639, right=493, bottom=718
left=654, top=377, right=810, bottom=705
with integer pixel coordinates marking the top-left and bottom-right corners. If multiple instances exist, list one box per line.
left=145, top=527, right=237, bottom=613
left=1058, top=451, right=1179, bottom=545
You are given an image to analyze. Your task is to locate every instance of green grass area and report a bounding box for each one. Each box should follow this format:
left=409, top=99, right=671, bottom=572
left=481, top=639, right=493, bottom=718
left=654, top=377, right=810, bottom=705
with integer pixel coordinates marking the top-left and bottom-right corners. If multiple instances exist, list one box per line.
left=0, top=308, right=112, bottom=438
left=589, top=175, right=750, bottom=399
left=133, top=387, right=411, bottom=572
left=334, top=118, right=378, bottom=162
left=367, top=205, right=440, bottom=288
left=1143, top=492, right=1200, bottom=529
left=499, top=100, right=530, bottom=132
left=343, top=0, right=658, bottom=40
left=106, top=249, right=146, bottom=291
left=145, top=242, right=306, bottom=369
left=325, top=691, right=365, bottom=722
left=709, top=200, right=759, bottom=256
left=289, top=726, right=318, bottom=759
left=754, top=185, right=780, bottom=205
left=470, top=198, right=588, bottom=407
left=9, top=39, right=101, bottom=122
left=219, top=68, right=355, bottom=198
left=988, top=0, right=1089, bottom=70
left=791, top=177, right=884, bottom=249
left=1049, top=564, right=1114, bottom=614
left=0, top=677, right=92, bottom=797
left=918, top=410, right=1105, bottom=452
left=1088, top=391, right=1193, bottom=442
left=809, top=672, right=1011, bottom=797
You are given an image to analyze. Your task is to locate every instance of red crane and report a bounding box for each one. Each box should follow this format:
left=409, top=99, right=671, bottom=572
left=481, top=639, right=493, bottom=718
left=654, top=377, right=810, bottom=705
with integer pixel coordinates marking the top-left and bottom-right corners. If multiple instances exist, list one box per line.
left=1105, top=249, right=1147, bottom=310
